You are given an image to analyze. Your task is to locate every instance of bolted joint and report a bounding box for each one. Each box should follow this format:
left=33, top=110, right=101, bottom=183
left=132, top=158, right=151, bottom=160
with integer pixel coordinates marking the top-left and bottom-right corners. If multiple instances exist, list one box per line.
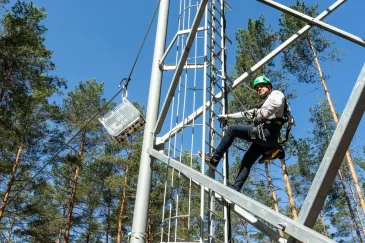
left=278, top=223, right=287, bottom=232
left=128, top=232, right=146, bottom=242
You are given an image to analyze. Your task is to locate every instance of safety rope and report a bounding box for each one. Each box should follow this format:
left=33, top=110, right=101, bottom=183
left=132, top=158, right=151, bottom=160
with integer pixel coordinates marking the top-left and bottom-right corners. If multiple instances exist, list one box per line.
left=120, top=0, right=162, bottom=92
left=3, top=0, right=162, bottom=209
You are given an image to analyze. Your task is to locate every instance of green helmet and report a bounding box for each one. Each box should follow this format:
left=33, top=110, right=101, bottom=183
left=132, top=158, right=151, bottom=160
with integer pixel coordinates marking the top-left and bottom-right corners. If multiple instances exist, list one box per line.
left=253, top=76, right=271, bottom=88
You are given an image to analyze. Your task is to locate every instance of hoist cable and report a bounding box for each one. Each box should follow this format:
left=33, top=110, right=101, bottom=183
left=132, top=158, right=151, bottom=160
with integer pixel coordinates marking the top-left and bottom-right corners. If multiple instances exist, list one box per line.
left=122, top=0, right=162, bottom=90
left=3, top=0, right=162, bottom=209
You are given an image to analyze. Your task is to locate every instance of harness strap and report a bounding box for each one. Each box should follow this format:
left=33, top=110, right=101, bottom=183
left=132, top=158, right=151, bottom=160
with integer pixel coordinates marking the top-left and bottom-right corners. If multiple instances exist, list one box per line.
left=264, top=117, right=292, bottom=145
left=279, top=126, right=292, bottom=145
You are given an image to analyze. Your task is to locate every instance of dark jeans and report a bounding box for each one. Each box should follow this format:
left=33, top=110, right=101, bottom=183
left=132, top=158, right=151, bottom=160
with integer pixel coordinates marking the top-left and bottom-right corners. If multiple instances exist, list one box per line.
left=214, top=124, right=280, bottom=191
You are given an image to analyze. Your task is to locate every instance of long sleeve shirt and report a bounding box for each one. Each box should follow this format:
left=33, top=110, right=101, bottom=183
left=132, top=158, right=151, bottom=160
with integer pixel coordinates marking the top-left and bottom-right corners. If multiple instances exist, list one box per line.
left=228, top=90, right=286, bottom=121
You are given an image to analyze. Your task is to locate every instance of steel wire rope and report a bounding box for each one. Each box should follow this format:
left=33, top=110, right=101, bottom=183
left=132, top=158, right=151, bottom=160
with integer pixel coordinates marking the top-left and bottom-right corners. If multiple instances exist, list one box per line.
left=2, top=0, right=162, bottom=209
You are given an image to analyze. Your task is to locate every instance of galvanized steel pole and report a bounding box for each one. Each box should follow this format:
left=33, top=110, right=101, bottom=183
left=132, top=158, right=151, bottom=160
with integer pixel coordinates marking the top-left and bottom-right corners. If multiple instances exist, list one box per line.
left=129, top=0, right=170, bottom=242
left=289, top=64, right=365, bottom=243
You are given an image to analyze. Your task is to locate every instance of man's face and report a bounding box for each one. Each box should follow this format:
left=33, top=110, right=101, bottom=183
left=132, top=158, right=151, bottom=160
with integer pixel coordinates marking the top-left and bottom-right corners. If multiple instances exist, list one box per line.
left=255, top=84, right=271, bottom=98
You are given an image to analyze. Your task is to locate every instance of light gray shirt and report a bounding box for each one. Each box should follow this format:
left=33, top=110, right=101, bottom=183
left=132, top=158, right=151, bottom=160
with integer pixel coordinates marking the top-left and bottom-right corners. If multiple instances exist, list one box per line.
left=228, top=90, right=286, bottom=120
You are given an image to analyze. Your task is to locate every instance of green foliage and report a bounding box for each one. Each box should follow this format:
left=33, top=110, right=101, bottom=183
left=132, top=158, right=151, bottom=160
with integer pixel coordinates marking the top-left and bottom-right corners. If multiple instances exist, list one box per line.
left=288, top=99, right=360, bottom=241
left=13, top=181, right=63, bottom=243
left=234, top=15, right=278, bottom=78
left=231, top=15, right=284, bottom=113
left=0, top=2, right=66, bottom=241
left=156, top=150, right=202, bottom=242
left=62, top=78, right=106, bottom=132
left=279, top=0, right=343, bottom=84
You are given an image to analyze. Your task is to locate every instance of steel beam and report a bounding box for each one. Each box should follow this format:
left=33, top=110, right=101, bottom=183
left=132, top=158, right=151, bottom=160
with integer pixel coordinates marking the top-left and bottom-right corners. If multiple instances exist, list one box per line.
left=193, top=179, right=286, bottom=243
left=156, top=0, right=345, bottom=142
left=154, top=0, right=209, bottom=135
left=288, top=64, right=365, bottom=242
left=162, top=64, right=205, bottom=71
left=160, top=26, right=207, bottom=64
left=148, top=148, right=336, bottom=243
left=129, top=0, right=170, bottom=242
left=258, top=0, right=365, bottom=47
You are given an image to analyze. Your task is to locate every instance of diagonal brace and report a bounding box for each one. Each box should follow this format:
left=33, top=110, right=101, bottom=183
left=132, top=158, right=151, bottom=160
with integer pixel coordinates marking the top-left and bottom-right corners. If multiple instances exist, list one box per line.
left=148, top=148, right=336, bottom=243
left=258, top=0, right=365, bottom=47
left=156, top=0, right=346, bottom=143
left=288, top=64, right=365, bottom=242
left=191, top=177, right=286, bottom=242
left=154, top=0, right=209, bottom=135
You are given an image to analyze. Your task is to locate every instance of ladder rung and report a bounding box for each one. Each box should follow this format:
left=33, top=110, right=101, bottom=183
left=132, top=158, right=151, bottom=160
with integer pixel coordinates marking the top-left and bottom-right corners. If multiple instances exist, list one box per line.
left=212, top=81, right=224, bottom=91
left=211, top=4, right=224, bottom=19
left=207, top=7, right=223, bottom=27
left=161, top=214, right=191, bottom=225
left=206, top=72, right=217, bottom=82
left=162, top=64, right=204, bottom=71
left=203, top=231, right=224, bottom=243
left=205, top=206, right=226, bottom=220
left=224, top=33, right=233, bottom=45
left=206, top=31, right=223, bottom=46
left=208, top=14, right=223, bottom=29
left=206, top=31, right=223, bottom=45
left=224, top=0, right=233, bottom=10
left=186, top=55, right=205, bottom=60
left=205, top=123, right=224, bottom=137
left=208, top=21, right=223, bottom=39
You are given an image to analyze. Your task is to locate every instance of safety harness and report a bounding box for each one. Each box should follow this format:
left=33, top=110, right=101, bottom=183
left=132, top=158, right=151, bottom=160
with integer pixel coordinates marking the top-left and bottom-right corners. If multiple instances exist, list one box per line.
left=269, top=97, right=294, bottom=145
left=257, top=98, right=294, bottom=163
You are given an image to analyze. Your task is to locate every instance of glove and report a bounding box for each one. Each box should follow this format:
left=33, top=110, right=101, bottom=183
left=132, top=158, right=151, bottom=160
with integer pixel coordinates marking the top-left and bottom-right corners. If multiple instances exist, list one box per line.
left=253, top=116, right=264, bottom=126
left=217, top=114, right=228, bottom=121
left=245, top=108, right=258, bottom=119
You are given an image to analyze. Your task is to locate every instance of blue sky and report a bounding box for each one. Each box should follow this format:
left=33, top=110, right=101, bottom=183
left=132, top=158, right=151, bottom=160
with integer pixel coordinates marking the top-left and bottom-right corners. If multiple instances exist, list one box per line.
left=30, top=0, right=365, bottom=151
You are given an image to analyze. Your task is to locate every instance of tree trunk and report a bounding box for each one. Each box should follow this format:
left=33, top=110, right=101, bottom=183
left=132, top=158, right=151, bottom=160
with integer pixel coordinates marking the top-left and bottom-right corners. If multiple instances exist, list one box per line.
left=319, top=102, right=364, bottom=239
left=116, top=184, right=127, bottom=243
left=57, top=228, right=62, bottom=243
left=319, top=212, right=328, bottom=237
left=280, top=159, right=298, bottom=220
left=265, top=162, right=284, bottom=237
left=6, top=217, right=15, bottom=243
left=0, top=144, right=24, bottom=221
left=346, top=169, right=365, bottom=237
left=337, top=170, right=362, bottom=241
left=106, top=190, right=112, bottom=243
left=307, top=34, right=365, bottom=216
left=63, top=165, right=80, bottom=243
left=117, top=150, right=131, bottom=243
left=347, top=216, right=356, bottom=243
left=244, top=220, right=249, bottom=242
left=86, top=214, right=92, bottom=243
left=63, top=132, right=85, bottom=243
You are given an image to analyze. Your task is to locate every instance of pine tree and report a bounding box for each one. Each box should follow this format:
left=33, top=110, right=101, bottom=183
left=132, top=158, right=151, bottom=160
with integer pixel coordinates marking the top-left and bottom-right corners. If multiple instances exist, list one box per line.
left=264, top=161, right=284, bottom=237
left=279, top=0, right=365, bottom=217
left=0, top=2, right=65, bottom=238
left=231, top=15, right=286, bottom=114
left=60, top=79, right=107, bottom=243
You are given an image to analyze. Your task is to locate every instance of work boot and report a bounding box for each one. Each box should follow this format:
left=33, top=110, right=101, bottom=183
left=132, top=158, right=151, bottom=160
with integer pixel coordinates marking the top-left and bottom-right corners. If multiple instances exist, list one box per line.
left=227, top=184, right=239, bottom=192
left=198, top=151, right=220, bottom=170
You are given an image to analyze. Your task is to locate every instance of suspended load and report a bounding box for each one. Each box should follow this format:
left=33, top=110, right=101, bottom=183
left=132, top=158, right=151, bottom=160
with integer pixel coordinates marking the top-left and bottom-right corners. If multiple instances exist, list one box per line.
left=99, top=96, right=145, bottom=143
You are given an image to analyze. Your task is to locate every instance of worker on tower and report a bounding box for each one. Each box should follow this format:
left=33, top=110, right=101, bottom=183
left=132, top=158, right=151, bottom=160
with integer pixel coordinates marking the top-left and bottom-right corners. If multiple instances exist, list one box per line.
left=201, top=76, right=294, bottom=191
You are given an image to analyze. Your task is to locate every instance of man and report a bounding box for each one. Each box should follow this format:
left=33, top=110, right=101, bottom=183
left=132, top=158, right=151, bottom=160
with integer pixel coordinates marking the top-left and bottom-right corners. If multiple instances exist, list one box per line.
left=201, top=75, right=292, bottom=191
